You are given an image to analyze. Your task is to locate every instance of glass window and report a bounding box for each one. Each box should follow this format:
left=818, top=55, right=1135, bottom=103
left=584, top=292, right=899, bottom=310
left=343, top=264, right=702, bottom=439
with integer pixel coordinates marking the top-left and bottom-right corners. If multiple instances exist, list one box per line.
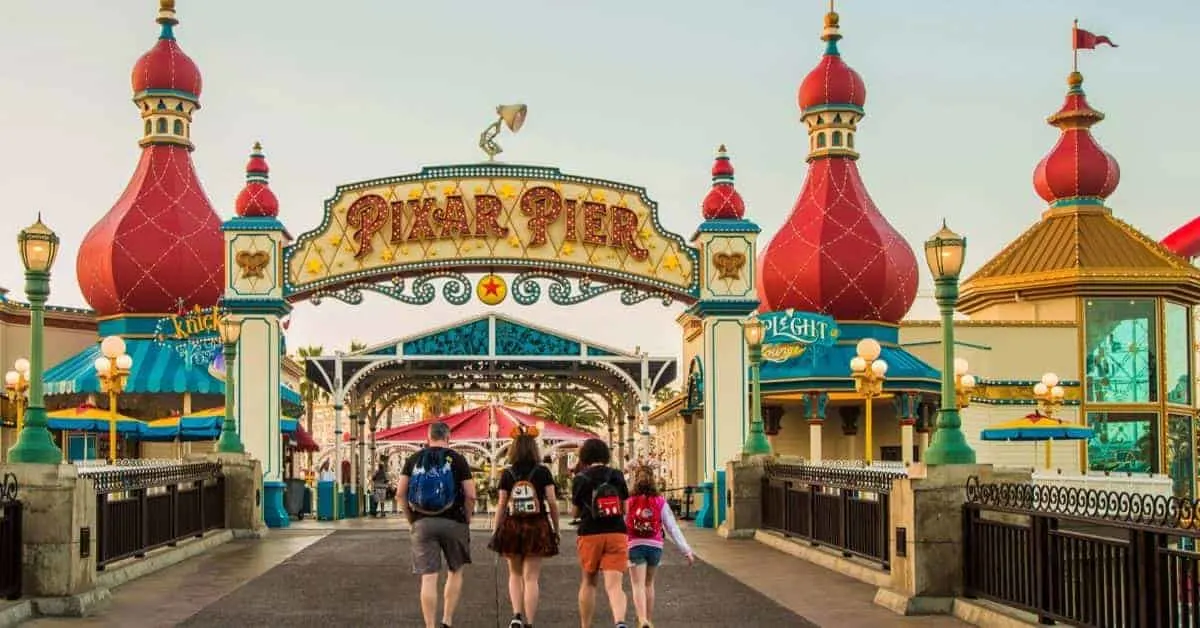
left=1167, top=414, right=1194, bottom=500
left=1087, top=411, right=1158, bottom=473
left=1083, top=299, right=1157, bottom=403
left=1166, top=302, right=1191, bottom=405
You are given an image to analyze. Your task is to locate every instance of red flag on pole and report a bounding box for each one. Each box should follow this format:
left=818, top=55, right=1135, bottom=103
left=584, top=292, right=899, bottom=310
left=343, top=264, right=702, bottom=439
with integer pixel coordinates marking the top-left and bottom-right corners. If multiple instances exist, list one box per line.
left=1074, top=28, right=1117, bottom=50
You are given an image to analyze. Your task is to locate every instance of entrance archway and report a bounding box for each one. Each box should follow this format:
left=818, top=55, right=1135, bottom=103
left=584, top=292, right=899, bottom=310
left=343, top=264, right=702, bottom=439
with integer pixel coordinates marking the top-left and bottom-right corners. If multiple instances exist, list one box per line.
left=221, top=159, right=762, bottom=527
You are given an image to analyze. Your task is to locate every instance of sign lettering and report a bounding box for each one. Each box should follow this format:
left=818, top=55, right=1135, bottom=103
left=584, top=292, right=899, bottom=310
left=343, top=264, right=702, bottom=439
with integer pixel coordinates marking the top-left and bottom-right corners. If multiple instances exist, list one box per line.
left=760, top=310, right=838, bottom=346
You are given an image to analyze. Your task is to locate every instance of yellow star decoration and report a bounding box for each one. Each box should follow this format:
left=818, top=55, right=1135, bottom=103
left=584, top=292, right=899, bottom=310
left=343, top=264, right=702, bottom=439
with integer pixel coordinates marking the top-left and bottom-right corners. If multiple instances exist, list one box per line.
left=560, top=243, right=574, bottom=256
left=474, top=185, right=485, bottom=194
left=499, top=184, right=517, bottom=199
left=576, top=192, right=587, bottom=201
left=442, top=184, right=456, bottom=195
left=381, top=250, right=394, bottom=262
left=592, top=190, right=606, bottom=202
left=507, top=234, right=521, bottom=248
left=400, top=247, right=410, bottom=256
left=408, top=188, right=423, bottom=199
left=662, top=253, right=680, bottom=271
left=638, top=226, right=652, bottom=240
left=553, top=183, right=563, bottom=192
left=306, top=259, right=324, bottom=275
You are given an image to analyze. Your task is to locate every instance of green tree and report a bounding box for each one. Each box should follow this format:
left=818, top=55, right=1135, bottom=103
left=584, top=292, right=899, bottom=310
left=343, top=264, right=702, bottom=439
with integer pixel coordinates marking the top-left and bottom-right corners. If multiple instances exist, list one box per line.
left=533, top=392, right=605, bottom=430
left=348, top=340, right=368, bottom=353
left=654, top=386, right=679, bottom=404
left=416, top=391, right=463, bottom=419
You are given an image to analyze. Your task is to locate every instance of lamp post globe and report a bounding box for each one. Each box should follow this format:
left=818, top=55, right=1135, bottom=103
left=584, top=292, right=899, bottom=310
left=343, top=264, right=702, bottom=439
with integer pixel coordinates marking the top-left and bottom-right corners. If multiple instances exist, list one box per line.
left=13, top=359, right=29, bottom=377
left=8, top=214, right=63, bottom=464
left=922, top=220, right=976, bottom=465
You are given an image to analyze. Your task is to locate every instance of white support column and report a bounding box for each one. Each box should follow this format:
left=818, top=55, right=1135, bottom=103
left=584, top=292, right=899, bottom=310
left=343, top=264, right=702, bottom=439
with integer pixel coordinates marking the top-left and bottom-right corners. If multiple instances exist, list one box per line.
left=809, top=423, right=823, bottom=462
left=901, top=423, right=915, bottom=465
left=222, top=215, right=291, bottom=528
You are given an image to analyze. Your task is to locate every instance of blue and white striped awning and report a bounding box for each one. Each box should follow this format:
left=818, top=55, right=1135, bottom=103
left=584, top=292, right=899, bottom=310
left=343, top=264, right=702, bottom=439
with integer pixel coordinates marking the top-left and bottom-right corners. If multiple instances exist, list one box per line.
left=45, top=339, right=302, bottom=408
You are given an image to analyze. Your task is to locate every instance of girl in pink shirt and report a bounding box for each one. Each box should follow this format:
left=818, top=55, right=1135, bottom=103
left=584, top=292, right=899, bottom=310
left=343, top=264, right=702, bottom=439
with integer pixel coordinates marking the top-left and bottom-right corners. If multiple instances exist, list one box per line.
left=625, top=464, right=694, bottom=628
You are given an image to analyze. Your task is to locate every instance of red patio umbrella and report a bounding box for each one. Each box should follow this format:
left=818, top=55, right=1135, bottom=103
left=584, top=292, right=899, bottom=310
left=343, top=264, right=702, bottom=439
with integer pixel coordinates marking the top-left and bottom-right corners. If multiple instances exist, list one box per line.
left=360, top=404, right=598, bottom=443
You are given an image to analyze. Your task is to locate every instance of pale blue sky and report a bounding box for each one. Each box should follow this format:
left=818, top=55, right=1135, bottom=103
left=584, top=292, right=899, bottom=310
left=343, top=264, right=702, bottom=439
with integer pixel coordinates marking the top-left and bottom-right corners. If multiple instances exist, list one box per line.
left=0, top=1, right=1195, bottom=362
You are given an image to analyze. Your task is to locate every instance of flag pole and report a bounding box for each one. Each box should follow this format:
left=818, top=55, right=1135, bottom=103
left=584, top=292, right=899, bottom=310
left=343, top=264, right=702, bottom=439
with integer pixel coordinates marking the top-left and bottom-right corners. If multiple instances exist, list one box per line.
left=1072, top=18, right=1079, bottom=72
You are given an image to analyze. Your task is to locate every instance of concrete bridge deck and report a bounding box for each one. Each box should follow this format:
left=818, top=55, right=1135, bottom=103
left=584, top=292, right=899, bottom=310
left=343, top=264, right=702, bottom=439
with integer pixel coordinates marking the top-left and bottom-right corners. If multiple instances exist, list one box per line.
left=25, top=518, right=969, bottom=627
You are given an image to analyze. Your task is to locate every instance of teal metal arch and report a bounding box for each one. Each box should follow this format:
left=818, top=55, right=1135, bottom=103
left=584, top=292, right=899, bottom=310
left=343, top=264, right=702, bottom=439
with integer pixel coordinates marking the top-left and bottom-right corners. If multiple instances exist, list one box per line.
left=281, top=163, right=701, bottom=307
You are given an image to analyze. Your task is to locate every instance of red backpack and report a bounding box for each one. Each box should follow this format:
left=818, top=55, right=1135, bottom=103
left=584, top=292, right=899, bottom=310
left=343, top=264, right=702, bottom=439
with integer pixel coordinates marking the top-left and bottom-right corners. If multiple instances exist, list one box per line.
left=627, top=495, right=662, bottom=538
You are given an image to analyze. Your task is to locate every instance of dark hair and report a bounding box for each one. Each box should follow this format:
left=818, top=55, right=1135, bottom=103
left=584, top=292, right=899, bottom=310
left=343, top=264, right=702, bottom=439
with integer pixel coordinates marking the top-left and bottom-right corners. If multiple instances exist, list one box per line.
left=578, top=438, right=611, bottom=466
left=631, top=465, right=658, bottom=497
left=428, top=421, right=451, bottom=442
left=507, top=434, right=540, bottom=466
left=542, top=455, right=552, bottom=464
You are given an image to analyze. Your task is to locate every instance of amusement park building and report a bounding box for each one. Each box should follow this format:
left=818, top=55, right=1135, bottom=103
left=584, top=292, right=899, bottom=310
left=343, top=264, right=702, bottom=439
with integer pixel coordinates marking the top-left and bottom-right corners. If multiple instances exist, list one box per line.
left=653, top=9, right=1200, bottom=505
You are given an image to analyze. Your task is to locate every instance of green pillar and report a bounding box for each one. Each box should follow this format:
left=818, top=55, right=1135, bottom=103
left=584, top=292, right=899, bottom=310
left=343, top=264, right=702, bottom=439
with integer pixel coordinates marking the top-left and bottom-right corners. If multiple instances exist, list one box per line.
left=216, top=341, right=245, bottom=454
left=742, top=342, right=773, bottom=456
left=8, top=270, right=63, bottom=464
left=923, top=276, right=977, bottom=464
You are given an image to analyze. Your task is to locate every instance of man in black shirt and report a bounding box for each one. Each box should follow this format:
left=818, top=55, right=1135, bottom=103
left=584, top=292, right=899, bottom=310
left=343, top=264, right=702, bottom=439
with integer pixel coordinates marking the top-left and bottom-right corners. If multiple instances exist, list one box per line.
left=398, top=422, right=476, bottom=628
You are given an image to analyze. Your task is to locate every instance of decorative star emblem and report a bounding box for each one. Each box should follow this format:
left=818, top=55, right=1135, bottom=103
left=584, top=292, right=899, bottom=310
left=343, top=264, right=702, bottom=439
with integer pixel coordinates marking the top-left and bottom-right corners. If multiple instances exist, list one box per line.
left=408, top=188, right=422, bottom=199
left=592, top=190, right=606, bottom=202
left=553, top=183, right=563, bottom=192
left=482, top=277, right=502, bottom=296
left=638, top=227, right=652, bottom=240
left=400, top=247, right=409, bottom=255
left=560, top=243, right=574, bottom=256
left=662, top=254, right=680, bottom=271
left=474, top=185, right=485, bottom=194
left=499, top=184, right=517, bottom=200
left=442, top=184, right=456, bottom=195
left=306, top=259, right=324, bottom=275
left=381, top=250, right=394, bottom=262
left=507, top=234, right=521, bottom=247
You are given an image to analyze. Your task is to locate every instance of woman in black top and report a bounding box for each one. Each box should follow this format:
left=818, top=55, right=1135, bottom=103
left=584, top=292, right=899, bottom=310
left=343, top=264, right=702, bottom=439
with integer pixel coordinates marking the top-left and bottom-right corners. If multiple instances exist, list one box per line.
left=489, top=426, right=560, bottom=628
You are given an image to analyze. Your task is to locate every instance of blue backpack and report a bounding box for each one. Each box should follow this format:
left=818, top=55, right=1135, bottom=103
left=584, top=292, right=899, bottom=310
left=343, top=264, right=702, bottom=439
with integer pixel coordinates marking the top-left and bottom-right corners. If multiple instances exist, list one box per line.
left=407, top=449, right=458, bottom=515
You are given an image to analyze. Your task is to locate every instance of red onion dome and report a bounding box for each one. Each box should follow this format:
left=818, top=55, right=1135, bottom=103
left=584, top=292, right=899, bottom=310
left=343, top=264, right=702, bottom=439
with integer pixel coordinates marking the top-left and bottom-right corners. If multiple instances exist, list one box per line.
left=797, top=11, right=866, bottom=112
left=131, top=0, right=202, bottom=100
left=235, top=142, right=280, bottom=218
left=1032, top=72, right=1120, bottom=205
left=701, top=145, right=745, bottom=220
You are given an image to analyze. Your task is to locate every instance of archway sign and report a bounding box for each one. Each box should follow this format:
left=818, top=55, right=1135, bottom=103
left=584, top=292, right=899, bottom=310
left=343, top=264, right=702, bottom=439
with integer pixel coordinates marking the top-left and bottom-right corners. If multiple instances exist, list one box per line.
left=222, top=155, right=759, bottom=528
left=281, top=164, right=701, bottom=308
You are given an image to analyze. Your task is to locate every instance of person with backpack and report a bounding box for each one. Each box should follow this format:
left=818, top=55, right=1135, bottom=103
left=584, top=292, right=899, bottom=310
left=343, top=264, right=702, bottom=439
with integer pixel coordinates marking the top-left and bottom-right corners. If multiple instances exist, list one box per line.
left=488, top=425, right=560, bottom=628
left=571, top=438, right=630, bottom=628
left=397, top=422, right=475, bottom=628
left=625, top=462, right=694, bottom=628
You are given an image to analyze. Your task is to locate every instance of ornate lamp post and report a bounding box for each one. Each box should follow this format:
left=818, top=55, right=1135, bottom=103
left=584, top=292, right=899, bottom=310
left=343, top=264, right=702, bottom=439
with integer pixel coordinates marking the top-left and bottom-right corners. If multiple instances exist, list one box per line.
left=216, top=317, right=245, bottom=454
left=1033, top=372, right=1066, bottom=469
left=850, top=338, right=888, bottom=464
left=954, top=358, right=978, bottom=409
left=5, top=359, right=30, bottom=435
left=94, top=336, right=133, bottom=464
left=923, top=221, right=977, bottom=465
left=8, top=215, right=64, bottom=464
left=741, top=315, right=772, bottom=457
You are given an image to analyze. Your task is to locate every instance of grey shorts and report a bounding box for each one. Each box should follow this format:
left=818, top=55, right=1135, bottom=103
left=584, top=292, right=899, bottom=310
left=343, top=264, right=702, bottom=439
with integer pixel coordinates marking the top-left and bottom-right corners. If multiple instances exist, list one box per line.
left=411, top=517, right=471, bottom=575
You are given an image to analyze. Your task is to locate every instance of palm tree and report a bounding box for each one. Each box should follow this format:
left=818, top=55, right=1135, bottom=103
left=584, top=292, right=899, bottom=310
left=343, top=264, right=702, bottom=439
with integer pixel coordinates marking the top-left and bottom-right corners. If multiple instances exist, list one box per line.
left=654, top=386, right=679, bottom=404
left=297, top=345, right=327, bottom=470
left=348, top=340, right=368, bottom=353
left=415, top=391, right=463, bottom=419
left=533, top=392, right=605, bottom=431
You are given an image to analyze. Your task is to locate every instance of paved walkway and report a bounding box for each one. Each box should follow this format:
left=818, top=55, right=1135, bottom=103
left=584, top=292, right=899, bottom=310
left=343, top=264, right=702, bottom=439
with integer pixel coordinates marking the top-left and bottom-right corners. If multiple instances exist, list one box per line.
left=26, top=517, right=970, bottom=627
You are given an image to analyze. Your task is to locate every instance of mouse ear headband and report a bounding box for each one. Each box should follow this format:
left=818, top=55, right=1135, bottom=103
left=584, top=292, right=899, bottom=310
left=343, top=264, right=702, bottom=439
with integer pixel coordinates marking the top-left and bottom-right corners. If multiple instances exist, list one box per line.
left=510, top=424, right=540, bottom=439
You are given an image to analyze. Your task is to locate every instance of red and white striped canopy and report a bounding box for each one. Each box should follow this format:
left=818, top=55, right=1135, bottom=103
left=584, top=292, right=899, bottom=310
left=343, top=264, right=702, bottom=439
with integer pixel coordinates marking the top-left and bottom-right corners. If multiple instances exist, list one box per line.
left=349, top=404, right=599, bottom=443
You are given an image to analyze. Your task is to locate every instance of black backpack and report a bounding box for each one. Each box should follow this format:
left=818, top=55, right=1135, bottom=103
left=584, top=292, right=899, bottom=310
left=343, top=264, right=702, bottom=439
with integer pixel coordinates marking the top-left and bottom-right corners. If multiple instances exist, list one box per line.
left=589, top=469, right=623, bottom=519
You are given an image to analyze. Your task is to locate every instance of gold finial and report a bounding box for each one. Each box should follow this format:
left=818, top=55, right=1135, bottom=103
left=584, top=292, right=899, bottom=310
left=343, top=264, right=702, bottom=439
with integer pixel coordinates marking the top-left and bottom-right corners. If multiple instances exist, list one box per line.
left=718, top=144, right=727, bottom=154
left=157, top=0, right=178, bottom=25
left=253, top=141, right=263, bottom=152
left=824, top=11, right=840, bottom=27
left=1067, top=71, right=1083, bottom=87
left=160, top=0, right=175, bottom=10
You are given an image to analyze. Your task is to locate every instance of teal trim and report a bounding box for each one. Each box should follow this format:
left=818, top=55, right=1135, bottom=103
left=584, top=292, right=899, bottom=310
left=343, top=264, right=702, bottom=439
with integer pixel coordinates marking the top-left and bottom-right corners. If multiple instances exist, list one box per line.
left=367, top=345, right=398, bottom=356
left=98, top=317, right=164, bottom=336
left=758, top=337, right=943, bottom=393
left=1049, top=196, right=1105, bottom=209
left=222, top=217, right=289, bottom=232
left=159, top=22, right=175, bottom=40
left=692, top=219, right=761, bottom=235
left=134, top=88, right=196, bottom=102
left=800, top=103, right=866, bottom=117
left=686, top=299, right=759, bottom=317
left=220, top=298, right=292, bottom=317
left=586, top=346, right=616, bottom=356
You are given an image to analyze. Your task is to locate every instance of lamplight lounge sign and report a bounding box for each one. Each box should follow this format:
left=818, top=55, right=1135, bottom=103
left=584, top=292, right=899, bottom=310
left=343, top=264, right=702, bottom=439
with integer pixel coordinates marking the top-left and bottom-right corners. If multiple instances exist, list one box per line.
left=758, top=309, right=838, bottom=363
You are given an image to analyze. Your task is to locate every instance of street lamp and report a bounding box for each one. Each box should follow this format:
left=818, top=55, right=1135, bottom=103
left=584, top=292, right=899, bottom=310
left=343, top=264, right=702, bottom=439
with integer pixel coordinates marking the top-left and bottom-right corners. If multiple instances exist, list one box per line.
left=8, top=215, right=64, bottom=464
left=216, top=317, right=245, bottom=453
left=95, top=335, right=133, bottom=463
left=923, top=221, right=977, bottom=465
left=6, top=359, right=30, bottom=435
left=1033, top=372, right=1066, bottom=469
left=954, top=358, right=978, bottom=409
left=741, top=315, right=772, bottom=456
left=850, top=338, right=888, bottom=464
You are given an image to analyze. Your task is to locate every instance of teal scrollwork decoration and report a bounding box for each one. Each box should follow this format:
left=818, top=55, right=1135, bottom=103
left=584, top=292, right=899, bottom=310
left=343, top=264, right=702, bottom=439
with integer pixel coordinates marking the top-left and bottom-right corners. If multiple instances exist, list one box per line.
left=405, top=319, right=489, bottom=356
left=510, top=272, right=677, bottom=306
left=494, top=319, right=579, bottom=356
left=308, top=272, right=472, bottom=306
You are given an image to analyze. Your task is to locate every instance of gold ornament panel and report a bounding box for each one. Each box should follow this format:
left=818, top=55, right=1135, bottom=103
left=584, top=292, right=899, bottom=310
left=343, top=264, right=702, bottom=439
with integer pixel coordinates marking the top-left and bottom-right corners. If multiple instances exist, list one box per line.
left=227, top=233, right=279, bottom=297
left=701, top=235, right=755, bottom=299
left=286, top=172, right=697, bottom=298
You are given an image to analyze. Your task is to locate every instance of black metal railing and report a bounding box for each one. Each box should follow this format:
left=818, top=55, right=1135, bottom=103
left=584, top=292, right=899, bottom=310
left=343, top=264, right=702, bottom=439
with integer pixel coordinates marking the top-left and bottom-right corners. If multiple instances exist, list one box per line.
left=0, top=474, right=21, bottom=600
left=663, top=486, right=698, bottom=521
left=964, top=476, right=1200, bottom=627
left=761, top=463, right=902, bottom=568
left=81, top=462, right=226, bottom=570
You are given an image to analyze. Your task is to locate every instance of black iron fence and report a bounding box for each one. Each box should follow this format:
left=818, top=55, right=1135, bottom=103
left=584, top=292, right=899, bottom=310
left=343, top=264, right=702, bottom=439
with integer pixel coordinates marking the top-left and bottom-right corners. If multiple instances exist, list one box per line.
left=80, top=462, right=225, bottom=570
left=0, top=473, right=20, bottom=600
left=761, top=463, right=902, bottom=568
left=963, top=476, right=1200, bottom=627
left=663, top=486, right=698, bottom=521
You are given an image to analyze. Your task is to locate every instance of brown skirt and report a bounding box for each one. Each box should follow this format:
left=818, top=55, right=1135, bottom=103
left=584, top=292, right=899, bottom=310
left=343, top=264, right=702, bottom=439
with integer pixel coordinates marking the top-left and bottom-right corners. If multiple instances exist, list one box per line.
left=488, top=515, right=559, bottom=557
